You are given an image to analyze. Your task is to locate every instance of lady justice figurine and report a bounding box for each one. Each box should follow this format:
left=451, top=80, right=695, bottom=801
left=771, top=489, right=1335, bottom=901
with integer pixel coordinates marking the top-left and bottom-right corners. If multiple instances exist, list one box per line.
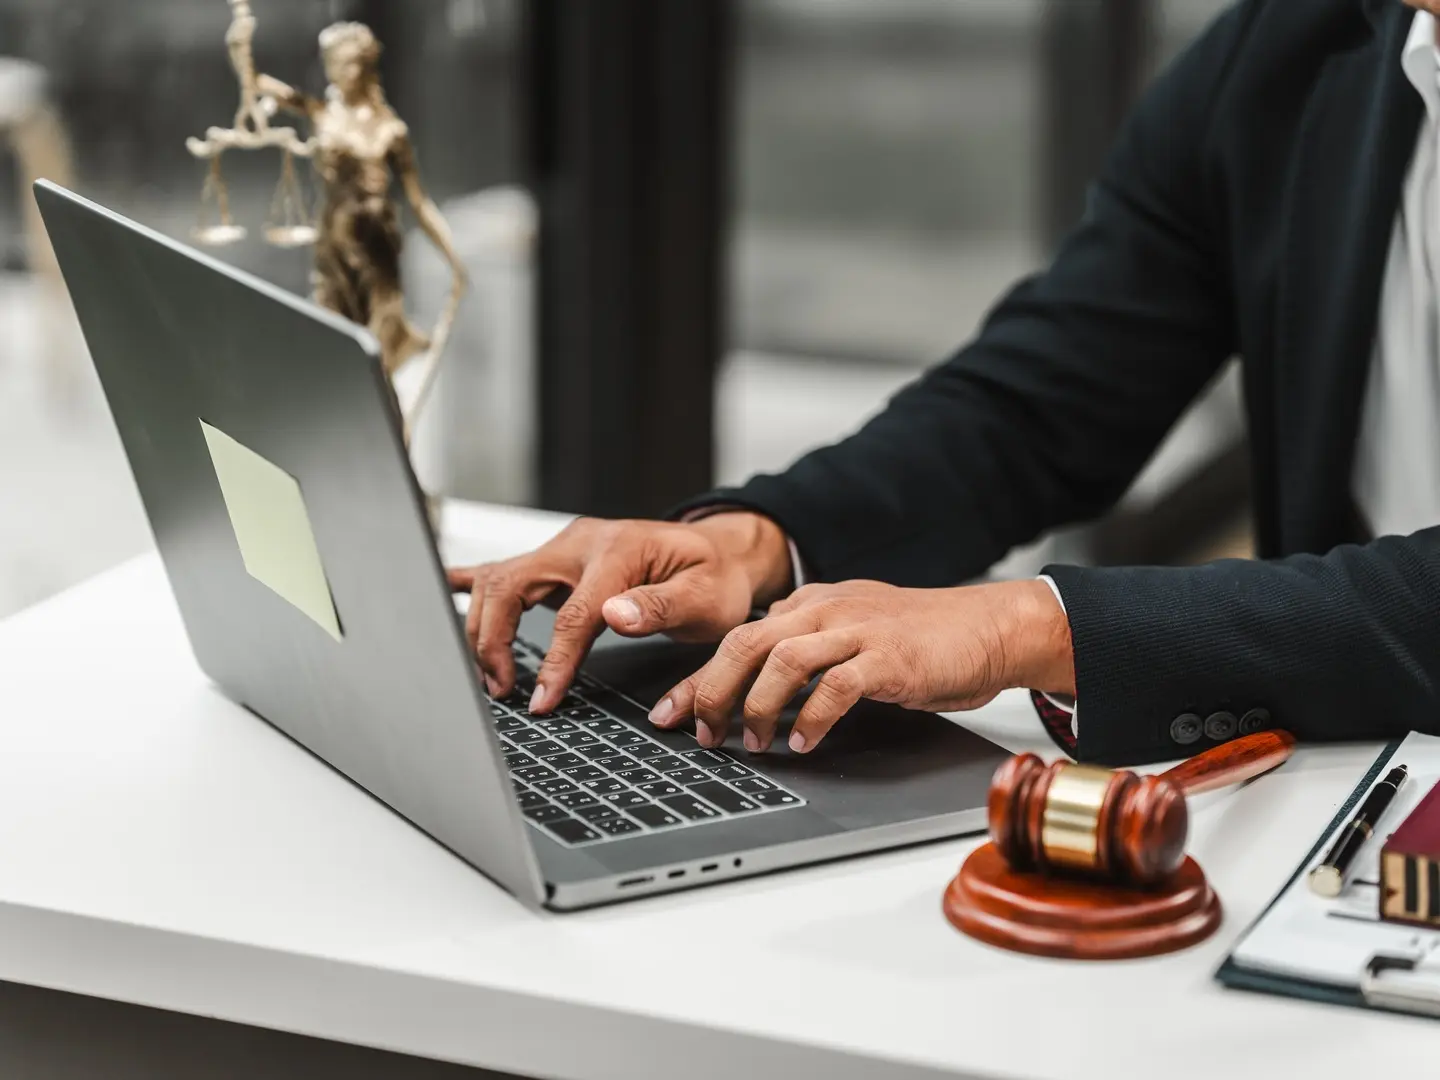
left=187, top=4, right=467, bottom=438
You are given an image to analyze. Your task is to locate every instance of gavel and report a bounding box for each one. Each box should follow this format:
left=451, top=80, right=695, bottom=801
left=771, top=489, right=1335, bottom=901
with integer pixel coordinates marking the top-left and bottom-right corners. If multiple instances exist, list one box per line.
left=988, top=729, right=1296, bottom=886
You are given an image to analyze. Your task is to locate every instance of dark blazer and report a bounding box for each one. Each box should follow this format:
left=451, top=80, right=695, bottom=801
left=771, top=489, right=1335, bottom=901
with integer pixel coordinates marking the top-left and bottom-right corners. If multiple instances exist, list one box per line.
left=681, top=0, right=1440, bottom=765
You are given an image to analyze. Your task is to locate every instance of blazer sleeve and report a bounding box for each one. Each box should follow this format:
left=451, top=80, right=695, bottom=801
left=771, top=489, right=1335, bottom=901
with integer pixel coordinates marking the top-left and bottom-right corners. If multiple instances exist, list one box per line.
left=1046, top=532, right=1440, bottom=766
left=674, top=1, right=1257, bottom=586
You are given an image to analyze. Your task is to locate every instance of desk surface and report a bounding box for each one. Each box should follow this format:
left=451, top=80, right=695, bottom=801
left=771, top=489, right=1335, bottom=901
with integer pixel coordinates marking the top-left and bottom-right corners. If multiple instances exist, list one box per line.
left=0, top=501, right=1429, bottom=1080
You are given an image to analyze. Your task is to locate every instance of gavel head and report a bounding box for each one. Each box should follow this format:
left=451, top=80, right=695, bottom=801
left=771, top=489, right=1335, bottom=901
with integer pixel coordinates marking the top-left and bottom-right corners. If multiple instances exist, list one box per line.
left=988, top=754, right=1189, bottom=886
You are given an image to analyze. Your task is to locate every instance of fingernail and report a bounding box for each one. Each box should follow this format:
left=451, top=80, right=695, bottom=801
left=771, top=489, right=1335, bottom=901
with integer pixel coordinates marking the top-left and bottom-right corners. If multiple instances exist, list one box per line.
left=484, top=674, right=501, bottom=697
left=789, top=731, right=807, bottom=753
left=607, top=597, right=642, bottom=629
left=743, top=729, right=760, bottom=753
left=529, top=684, right=546, bottom=714
left=695, top=720, right=714, bottom=747
left=649, top=696, right=675, bottom=727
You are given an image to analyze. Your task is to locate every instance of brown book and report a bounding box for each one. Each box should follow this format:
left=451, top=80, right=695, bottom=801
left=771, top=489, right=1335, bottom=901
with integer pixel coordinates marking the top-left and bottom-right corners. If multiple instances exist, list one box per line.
left=1380, top=779, right=1440, bottom=927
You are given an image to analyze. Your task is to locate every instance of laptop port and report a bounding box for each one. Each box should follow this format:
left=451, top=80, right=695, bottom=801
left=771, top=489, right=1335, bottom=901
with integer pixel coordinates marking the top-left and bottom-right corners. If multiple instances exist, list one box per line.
left=618, top=875, right=653, bottom=889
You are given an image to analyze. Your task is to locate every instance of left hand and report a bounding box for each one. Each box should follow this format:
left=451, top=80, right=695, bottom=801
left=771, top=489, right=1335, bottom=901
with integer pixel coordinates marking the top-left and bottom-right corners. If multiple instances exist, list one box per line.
left=649, top=579, right=1075, bottom=754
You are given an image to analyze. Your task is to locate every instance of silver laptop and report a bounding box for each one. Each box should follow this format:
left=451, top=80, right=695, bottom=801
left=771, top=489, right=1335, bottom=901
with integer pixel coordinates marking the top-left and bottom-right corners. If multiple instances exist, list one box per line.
left=35, top=180, right=1011, bottom=910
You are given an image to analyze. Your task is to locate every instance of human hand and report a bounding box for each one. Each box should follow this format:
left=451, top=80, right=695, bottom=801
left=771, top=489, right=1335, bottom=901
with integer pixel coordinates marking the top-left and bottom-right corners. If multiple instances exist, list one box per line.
left=649, top=579, right=1074, bottom=754
left=446, top=513, right=794, bottom=713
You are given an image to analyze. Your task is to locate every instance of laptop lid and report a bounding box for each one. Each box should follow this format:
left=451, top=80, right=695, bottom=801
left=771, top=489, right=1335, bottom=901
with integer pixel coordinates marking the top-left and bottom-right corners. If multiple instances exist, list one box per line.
left=34, top=180, right=546, bottom=906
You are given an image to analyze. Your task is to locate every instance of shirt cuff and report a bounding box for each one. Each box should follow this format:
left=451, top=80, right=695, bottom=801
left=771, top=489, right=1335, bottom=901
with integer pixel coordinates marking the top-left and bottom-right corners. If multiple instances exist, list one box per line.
left=1035, top=574, right=1077, bottom=738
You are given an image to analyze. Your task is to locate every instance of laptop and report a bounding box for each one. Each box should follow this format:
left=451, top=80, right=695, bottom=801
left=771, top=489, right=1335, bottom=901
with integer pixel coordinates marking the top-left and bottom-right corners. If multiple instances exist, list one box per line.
left=35, top=180, right=1012, bottom=910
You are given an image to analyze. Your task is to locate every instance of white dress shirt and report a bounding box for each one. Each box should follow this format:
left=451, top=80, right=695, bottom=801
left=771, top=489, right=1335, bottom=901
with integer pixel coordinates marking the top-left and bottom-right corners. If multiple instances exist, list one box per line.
left=1354, top=10, right=1440, bottom=538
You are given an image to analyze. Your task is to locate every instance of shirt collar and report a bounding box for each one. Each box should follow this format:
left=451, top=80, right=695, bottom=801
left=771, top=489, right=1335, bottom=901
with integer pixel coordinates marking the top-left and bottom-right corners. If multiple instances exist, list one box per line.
left=1403, top=9, right=1440, bottom=121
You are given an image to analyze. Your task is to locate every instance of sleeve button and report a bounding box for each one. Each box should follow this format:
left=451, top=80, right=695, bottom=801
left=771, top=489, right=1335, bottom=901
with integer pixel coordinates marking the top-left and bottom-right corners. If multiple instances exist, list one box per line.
left=1239, top=708, right=1272, bottom=735
left=1170, top=713, right=1203, bottom=745
left=1204, top=711, right=1238, bottom=740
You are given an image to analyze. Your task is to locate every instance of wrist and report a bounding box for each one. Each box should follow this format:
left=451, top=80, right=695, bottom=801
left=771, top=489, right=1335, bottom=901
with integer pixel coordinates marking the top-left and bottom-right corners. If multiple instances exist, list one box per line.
left=996, top=579, right=1076, bottom=696
left=690, top=511, right=794, bottom=607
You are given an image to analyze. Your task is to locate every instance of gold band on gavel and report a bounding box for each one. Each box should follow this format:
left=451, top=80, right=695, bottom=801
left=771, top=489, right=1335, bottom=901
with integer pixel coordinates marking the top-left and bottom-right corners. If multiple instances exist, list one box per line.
left=1041, top=764, right=1113, bottom=871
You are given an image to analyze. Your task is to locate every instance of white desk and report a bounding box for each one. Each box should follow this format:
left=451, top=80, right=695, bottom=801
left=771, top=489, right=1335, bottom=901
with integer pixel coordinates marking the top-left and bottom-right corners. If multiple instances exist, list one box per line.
left=0, top=501, right=1429, bottom=1079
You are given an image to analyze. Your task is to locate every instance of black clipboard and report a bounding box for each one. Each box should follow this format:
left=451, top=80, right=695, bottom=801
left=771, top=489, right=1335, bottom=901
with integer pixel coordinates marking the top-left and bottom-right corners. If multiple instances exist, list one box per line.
left=1212, top=738, right=1440, bottom=1019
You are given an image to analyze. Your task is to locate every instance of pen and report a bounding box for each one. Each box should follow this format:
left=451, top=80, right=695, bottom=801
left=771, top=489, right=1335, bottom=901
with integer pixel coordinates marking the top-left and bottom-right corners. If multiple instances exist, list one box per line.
left=1309, top=764, right=1408, bottom=898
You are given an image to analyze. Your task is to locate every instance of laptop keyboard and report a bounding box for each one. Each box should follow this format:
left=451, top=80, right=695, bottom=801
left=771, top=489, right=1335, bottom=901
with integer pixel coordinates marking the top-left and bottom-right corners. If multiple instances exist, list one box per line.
left=493, top=637, right=805, bottom=848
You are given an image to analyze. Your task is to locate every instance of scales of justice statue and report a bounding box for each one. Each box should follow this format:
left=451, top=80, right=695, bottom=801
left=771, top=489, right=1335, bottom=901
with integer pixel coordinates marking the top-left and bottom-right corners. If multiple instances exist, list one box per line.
left=186, top=0, right=467, bottom=442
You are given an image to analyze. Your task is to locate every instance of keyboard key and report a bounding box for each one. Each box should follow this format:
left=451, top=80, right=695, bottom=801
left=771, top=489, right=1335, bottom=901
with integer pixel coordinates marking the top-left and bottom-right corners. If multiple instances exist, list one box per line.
left=603, top=790, right=651, bottom=809
left=528, top=740, right=567, bottom=757
left=546, top=752, right=588, bottom=771
left=637, top=780, right=683, bottom=799
left=616, top=767, right=662, bottom=786
left=574, top=803, right=617, bottom=822
left=663, top=794, right=723, bottom=821
left=514, top=764, right=557, bottom=783
left=514, top=673, right=538, bottom=695
left=555, top=730, right=600, bottom=749
left=556, top=694, right=586, bottom=712
left=627, top=742, right=669, bottom=760
left=749, top=788, right=801, bottom=807
left=512, top=778, right=527, bottom=793
left=509, top=728, right=546, bottom=745
left=710, top=763, right=755, bottom=782
left=609, top=730, right=646, bottom=748
left=535, top=717, right=577, bottom=734
left=628, top=804, right=682, bottom=829
left=562, top=765, right=607, bottom=783
left=649, top=755, right=688, bottom=773
left=495, top=714, right=527, bottom=733
left=688, top=781, right=760, bottom=814
left=504, top=751, right=536, bottom=771
left=579, top=743, right=623, bottom=761
left=524, top=804, right=568, bottom=823
left=582, top=777, right=627, bottom=795
left=669, top=768, right=710, bottom=786
left=684, top=749, right=731, bottom=769
left=590, top=814, right=642, bottom=837
left=601, top=755, right=642, bottom=774
left=565, top=707, right=608, bottom=723
left=517, top=790, right=548, bottom=810
left=533, top=777, right=578, bottom=797
left=730, top=776, right=778, bottom=794
left=554, top=789, right=600, bottom=810
left=543, top=817, right=601, bottom=844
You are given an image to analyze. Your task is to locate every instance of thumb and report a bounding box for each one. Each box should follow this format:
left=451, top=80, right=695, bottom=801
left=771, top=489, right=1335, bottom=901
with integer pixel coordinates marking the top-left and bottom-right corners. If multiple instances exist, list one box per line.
left=602, top=580, right=695, bottom=638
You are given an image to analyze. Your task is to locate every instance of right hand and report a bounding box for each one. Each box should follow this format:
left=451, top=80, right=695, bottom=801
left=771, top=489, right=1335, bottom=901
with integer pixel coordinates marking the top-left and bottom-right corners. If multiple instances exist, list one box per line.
left=446, top=513, right=794, bottom=715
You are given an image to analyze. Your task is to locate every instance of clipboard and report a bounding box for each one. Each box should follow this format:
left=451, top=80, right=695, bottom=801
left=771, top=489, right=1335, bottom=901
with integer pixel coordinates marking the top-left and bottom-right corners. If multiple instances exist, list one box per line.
left=1216, top=732, right=1440, bottom=1019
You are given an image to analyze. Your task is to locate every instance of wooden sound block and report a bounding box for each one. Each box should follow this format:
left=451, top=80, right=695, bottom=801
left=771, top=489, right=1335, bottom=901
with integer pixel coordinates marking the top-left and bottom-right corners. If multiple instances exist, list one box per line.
left=943, top=843, right=1222, bottom=960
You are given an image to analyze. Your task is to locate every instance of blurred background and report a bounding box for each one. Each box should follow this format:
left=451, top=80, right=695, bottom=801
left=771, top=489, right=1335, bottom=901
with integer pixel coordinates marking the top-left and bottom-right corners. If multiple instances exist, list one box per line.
left=0, top=0, right=1246, bottom=620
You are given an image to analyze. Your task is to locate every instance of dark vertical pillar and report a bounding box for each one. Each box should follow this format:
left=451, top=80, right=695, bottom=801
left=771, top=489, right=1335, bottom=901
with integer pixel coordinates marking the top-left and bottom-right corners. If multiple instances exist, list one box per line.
left=521, top=0, right=732, bottom=518
left=1039, top=0, right=1153, bottom=247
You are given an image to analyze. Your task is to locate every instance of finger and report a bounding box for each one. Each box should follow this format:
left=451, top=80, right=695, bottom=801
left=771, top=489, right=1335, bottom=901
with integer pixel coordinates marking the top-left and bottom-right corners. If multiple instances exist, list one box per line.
left=602, top=575, right=709, bottom=639
left=649, top=670, right=697, bottom=732
left=741, top=630, right=860, bottom=752
left=687, top=610, right=820, bottom=748
left=789, top=653, right=884, bottom=754
left=533, top=565, right=632, bottom=713
left=765, top=582, right=825, bottom=618
left=475, top=564, right=569, bottom=697
left=447, top=566, right=476, bottom=593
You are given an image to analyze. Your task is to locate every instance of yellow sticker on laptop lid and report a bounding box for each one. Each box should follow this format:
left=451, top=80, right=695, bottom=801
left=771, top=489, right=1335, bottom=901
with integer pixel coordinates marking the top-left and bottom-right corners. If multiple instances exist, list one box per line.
left=200, top=420, right=343, bottom=642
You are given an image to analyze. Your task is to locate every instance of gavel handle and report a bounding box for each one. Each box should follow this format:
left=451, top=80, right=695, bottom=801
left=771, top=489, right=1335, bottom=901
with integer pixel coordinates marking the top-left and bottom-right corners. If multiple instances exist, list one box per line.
left=1158, top=729, right=1297, bottom=797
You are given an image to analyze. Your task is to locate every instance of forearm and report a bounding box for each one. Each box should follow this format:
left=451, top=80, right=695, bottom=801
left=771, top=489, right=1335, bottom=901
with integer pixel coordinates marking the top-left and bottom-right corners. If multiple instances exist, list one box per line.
left=1047, top=529, right=1440, bottom=765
